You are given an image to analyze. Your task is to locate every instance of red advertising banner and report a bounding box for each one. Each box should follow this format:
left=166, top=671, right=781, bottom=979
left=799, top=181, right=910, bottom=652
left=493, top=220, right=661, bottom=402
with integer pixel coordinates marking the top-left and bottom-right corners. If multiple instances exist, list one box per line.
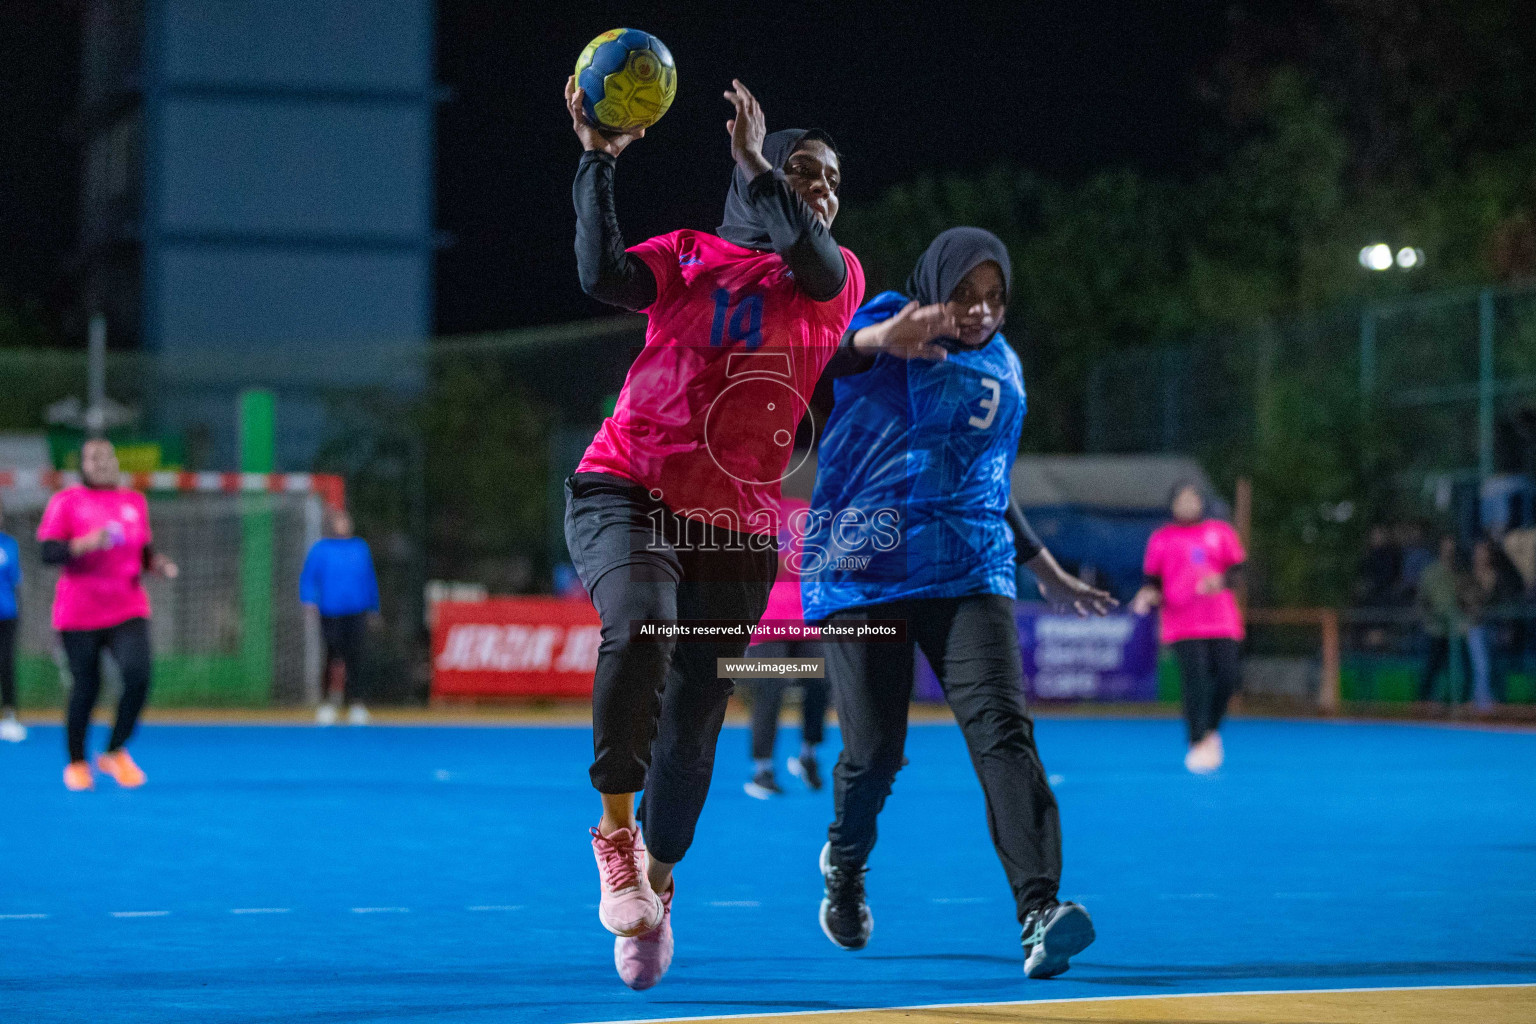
left=431, top=597, right=602, bottom=699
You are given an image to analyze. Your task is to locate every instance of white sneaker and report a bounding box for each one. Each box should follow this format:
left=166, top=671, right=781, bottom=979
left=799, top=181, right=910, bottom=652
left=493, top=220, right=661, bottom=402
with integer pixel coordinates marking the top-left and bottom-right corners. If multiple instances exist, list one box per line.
left=347, top=703, right=370, bottom=726
left=315, top=703, right=339, bottom=726
left=1184, top=734, right=1221, bottom=774
left=0, top=715, right=26, bottom=743
left=1206, top=732, right=1224, bottom=769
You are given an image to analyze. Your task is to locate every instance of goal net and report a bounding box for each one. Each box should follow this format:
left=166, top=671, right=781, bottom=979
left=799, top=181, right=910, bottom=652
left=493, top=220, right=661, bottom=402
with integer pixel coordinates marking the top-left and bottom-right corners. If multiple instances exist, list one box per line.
left=0, top=470, right=343, bottom=707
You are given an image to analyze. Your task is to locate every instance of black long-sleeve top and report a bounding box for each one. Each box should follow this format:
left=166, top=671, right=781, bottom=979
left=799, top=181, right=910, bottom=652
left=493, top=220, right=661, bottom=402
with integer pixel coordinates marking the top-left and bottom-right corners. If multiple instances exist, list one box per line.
left=41, top=539, right=157, bottom=570
left=572, top=151, right=847, bottom=310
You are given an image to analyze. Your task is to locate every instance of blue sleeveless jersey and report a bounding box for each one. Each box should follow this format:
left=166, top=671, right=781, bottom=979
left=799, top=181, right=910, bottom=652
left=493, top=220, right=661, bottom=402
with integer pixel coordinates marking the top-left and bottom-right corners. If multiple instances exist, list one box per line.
left=803, top=290, right=1026, bottom=620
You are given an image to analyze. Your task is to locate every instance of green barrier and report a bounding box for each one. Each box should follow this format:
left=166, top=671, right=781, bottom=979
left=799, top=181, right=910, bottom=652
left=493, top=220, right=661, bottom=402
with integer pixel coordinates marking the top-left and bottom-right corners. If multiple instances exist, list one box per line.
left=1157, top=649, right=1181, bottom=703
left=239, top=389, right=276, bottom=706
left=16, top=653, right=267, bottom=708
left=1340, top=657, right=1420, bottom=702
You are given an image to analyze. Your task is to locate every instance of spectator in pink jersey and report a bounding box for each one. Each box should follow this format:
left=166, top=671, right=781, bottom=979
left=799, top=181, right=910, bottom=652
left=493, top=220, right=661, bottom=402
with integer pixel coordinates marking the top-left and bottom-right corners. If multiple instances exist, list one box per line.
left=37, top=439, right=177, bottom=791
left=742, top=496, right=827, bottom=800
left=563, top=75, right=869, bottom=989
left=1132, top=482, right=1246, bottom=773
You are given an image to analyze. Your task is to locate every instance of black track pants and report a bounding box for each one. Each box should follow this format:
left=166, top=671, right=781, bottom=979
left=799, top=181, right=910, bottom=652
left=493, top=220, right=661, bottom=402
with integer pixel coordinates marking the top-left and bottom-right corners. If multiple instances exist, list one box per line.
left=1172, top=637, right=1240, bottom=744
left=61, top=618, right=152, bottom=763
left=823, top=594, right=1062, bottom=922
left=565, top=473, right=776, bottom=864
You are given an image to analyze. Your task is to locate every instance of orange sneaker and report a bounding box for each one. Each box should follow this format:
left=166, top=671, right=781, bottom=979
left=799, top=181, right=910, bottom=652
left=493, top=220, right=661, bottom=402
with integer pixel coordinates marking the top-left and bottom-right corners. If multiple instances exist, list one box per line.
left=96, top=749, right=147, bottom=788
left=64, top=760, right=94, bottom=791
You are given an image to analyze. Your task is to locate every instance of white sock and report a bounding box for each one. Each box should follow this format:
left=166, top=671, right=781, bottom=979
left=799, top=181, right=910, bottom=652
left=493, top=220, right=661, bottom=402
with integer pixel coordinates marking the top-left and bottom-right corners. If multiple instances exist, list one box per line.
left=753, top=758, right=773, bottom=774
left=799, top=743, right=816, bottom=761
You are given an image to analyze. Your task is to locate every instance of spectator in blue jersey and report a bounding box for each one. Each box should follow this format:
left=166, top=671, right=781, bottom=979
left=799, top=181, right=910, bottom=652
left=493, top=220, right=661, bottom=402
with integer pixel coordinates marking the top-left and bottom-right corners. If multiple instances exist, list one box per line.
left=805, top=228, right=1114, bottom=979
left=300, top=507, right=380, bottom=726
left=0, top=496, right=24, bottom=742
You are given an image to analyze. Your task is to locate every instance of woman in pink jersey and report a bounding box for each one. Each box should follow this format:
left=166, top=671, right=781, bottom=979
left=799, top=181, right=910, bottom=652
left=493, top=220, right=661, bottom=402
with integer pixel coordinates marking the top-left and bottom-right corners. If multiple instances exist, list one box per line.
left=1132, top=482, right=1246, bottom=773
left=563, top=75, right=872, bottom=989
left=37, top=439, right=178, bottom=791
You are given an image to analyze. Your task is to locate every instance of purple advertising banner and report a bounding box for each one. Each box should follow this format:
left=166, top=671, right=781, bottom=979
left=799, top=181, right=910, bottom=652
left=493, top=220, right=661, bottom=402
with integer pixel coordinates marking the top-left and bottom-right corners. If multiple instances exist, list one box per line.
left=915, top=606, right=1159, bottom=702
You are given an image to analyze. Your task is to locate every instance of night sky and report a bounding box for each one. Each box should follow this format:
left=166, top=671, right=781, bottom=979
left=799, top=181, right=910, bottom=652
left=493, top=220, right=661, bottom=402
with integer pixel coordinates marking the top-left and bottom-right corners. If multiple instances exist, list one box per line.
left=2, top=1, right=1234, bottom=340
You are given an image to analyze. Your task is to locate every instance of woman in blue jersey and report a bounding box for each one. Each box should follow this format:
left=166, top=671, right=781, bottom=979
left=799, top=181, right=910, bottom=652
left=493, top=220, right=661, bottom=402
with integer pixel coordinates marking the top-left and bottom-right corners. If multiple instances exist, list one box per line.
left=805, top=227, right=1114, bottom=979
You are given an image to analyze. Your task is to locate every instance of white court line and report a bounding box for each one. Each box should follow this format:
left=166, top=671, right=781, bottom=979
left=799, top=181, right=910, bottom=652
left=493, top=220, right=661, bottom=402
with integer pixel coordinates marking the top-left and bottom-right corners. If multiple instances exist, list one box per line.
left=1156, top=892, right=1218, bottom=899
left=110, top=911, right=169, bottom=918
left=564, top=982, right=1536, bottom=1024
left=350, top=907, right=409, bottom=914
left=466, top=905, right=524, bottom=912
left=0, top=914, right=48, bottom=920
left=706, top=900, right=760, bottom=907
left=931, top=897, right=989, bottom=904
left=231, top=908, right=291, bottom=915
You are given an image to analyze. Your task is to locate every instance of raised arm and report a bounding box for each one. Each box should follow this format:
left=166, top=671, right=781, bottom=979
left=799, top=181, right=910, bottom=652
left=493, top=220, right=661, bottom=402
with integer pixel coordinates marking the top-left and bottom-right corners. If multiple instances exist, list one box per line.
left=567, top=77, right=657, bottom=312
left=740, top=171, right=845, bottom=301
left=723, top=81, right=846, bottom=302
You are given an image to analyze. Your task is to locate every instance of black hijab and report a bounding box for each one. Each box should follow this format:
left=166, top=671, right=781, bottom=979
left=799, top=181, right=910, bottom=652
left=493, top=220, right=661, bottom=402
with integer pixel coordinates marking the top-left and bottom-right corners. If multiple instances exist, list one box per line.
left=717, top=128, right=837, bottom=250
left=905, top=227, right=1012, bottom=348
left=906, top=227, right=1011, bottom=305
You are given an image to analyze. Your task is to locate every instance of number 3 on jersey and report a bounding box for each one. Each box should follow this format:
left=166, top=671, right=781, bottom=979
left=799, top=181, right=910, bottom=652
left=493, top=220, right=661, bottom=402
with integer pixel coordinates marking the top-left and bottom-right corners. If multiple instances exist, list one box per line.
left=710, top=289, right=764, bottom=350
left=969, top=377, right=1000, bottom=429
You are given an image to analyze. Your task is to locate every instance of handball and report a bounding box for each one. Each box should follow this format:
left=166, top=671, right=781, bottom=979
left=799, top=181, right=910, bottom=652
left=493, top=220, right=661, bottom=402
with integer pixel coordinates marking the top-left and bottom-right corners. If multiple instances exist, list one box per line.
left=574, top=28, right=677, bottom=133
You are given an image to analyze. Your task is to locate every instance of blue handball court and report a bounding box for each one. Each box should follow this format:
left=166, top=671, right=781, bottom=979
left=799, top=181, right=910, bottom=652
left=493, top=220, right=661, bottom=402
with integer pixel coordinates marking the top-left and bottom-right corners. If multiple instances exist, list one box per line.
left=1, top=717, right=1533, bottom=1023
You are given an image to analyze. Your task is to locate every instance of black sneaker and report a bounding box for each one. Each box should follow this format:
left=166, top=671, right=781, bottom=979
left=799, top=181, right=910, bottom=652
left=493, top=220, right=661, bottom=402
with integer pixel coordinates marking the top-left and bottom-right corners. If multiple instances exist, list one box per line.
left=1021, top=900, right=1095, bottom=978
left=818, top=842, right=872, bottom=950
left=744, top=768, right=783, bottom=800
left=787, top=753, right=823, bottom=791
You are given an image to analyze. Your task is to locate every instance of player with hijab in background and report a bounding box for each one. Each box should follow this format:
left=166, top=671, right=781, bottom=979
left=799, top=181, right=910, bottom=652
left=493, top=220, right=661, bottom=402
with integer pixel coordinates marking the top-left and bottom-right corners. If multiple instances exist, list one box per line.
left=38, top=439, right=178, bottom=790
left=563, top=75, right=867, bottom=989
left=805, top=228, right=1114, bottom=979
left=1132, top=482, right=1247, bottom=772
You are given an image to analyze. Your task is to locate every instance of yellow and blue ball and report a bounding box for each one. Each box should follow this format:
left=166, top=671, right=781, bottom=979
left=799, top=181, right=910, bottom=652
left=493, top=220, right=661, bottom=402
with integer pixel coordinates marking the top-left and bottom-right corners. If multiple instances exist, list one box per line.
left=574, top=28, right=677, bottom=133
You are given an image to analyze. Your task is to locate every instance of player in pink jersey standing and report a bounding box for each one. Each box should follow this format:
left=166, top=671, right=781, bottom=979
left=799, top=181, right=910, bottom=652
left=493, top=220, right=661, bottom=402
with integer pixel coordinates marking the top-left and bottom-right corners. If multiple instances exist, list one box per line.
left=37, top=439, right=178, bottom=791
left=563, top=74, right=870, bottom=989
left=1132, top=482, right=1247, bottom=773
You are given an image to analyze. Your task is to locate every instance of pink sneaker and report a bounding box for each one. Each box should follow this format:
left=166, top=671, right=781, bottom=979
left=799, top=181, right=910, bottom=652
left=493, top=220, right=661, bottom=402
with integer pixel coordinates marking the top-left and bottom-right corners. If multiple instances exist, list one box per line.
left=591, top=825, right=663, bottom=937
left=616, top=881, right=673, bottom=990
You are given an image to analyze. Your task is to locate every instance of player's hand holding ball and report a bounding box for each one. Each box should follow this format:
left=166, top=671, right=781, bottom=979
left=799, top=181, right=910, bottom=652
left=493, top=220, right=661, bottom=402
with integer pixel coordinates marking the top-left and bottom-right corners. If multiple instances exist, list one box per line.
left=568, top=28, right=676, bottom=158
left=566, top=76, right=646, bottom=158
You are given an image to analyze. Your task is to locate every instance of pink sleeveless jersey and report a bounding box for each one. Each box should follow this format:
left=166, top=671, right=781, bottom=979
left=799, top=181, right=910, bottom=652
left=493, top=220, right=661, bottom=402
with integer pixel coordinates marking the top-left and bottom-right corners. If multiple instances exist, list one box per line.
left=36, top=485, right=153, bottom=631
left=577, top=230, right=865, bottom=537
left=1143, top=519, right=1246, bottom=643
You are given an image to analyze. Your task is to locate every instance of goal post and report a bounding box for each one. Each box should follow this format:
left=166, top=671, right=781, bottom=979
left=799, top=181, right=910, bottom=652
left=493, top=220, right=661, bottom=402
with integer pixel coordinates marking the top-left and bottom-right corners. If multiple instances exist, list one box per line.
left=0, top=468, right=344, bottom=707
left=1244, top=606, right=1342, bottom=711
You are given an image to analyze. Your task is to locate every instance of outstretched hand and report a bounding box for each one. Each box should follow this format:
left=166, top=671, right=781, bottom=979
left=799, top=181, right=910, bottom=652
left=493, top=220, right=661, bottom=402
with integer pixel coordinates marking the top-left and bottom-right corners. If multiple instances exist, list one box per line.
left=565, top=76, right=645, bottom=158
left=871, top=301, right=957, bottom=362
left=1037, top=568, right=1118, bottom=617
left=723, top=79, right=771, bottom=178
